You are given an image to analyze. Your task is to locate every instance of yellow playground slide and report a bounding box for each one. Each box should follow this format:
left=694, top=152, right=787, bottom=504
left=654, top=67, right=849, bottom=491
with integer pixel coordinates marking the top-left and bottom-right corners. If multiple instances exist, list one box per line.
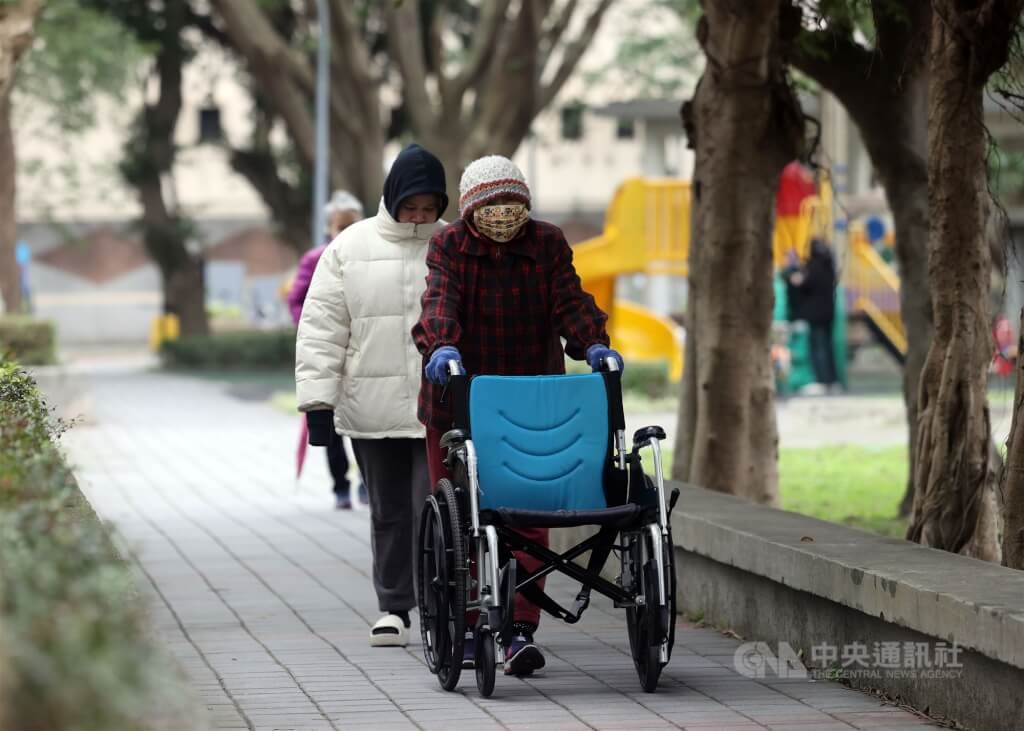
left=572, top=179, right=689, bottom=381
left=572, top=175, right=841, bottom=382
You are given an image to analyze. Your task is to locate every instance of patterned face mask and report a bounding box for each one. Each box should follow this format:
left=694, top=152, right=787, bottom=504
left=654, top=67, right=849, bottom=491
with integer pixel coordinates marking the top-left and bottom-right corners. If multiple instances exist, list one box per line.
left=473, top=203, right=530, bottom=243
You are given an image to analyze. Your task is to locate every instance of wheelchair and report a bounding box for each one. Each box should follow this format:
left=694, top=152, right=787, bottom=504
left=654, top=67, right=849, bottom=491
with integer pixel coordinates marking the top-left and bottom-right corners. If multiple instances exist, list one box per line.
left=416, top=358, right=679, bottom=697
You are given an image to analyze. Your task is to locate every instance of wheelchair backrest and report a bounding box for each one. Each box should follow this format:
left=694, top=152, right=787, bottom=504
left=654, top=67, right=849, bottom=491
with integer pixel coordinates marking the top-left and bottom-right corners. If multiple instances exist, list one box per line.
left=467, top=373, right=613, bottom=512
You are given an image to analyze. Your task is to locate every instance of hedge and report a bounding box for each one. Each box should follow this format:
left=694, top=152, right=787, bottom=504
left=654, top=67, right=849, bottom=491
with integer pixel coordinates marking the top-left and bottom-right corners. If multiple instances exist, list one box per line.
left=158, top=330, right=674, bottom=400
left=0, top=361, right=198, bottom=730
left=0, top=316, right=56, bottom=366
left=160, top=328, right=295, bottom=369
left=566, top=358, right=672, bottom=398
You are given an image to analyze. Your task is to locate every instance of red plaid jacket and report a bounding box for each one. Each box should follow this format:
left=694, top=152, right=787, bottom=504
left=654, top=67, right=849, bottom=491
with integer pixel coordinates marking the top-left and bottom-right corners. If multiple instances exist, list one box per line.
left=413, top=218, right=610, bottom=431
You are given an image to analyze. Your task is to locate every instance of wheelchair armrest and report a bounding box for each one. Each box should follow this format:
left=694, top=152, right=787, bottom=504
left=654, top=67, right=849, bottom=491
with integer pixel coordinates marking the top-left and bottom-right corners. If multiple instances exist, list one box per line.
left=440, top=428, right=469, bottom=451
left=632, top=425, right=666, bottom=448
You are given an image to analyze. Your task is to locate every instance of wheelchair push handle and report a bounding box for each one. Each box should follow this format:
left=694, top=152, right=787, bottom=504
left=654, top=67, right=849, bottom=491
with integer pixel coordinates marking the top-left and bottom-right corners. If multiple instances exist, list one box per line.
left=448, top=359, right=466, bottom=377
left=602, top=356, right=620, bottom=373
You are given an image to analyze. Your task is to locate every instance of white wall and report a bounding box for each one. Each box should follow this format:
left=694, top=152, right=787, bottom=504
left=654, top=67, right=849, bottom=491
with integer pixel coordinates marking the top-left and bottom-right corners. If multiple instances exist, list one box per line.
left=29, top=264, right=161, bottom=344
left=15, top=39, right=269, bottom=224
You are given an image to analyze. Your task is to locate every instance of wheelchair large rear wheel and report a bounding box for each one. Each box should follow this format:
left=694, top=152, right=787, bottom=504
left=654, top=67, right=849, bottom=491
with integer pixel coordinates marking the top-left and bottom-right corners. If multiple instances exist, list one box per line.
left=626, top=526, right=676, bottom=692
left=417, top=479, right=468, bottom=691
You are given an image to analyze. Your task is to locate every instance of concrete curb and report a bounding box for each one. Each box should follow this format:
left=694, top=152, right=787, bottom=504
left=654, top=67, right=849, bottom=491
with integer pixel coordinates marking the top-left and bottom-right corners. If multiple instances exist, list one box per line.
left=670, top=482, right=1024, bottom=669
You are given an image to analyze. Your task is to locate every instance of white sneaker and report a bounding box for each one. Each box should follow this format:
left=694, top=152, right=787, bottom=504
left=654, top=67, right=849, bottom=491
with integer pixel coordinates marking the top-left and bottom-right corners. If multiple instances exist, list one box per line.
left=369, top=614, right=408, bottom=647
left=798, top=382, right=827, bottom=396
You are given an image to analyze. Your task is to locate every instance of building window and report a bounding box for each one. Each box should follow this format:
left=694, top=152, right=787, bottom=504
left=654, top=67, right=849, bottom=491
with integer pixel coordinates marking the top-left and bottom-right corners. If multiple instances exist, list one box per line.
left=561, top=105, right=584, bottom=141
left=616, top=117, right=635, bottom=140
left=198, top=105, right=223, bottom=144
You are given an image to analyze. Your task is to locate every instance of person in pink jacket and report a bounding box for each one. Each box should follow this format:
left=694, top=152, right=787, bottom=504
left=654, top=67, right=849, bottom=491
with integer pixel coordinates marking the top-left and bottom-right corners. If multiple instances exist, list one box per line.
left=289, top=191, right=366, bottom=509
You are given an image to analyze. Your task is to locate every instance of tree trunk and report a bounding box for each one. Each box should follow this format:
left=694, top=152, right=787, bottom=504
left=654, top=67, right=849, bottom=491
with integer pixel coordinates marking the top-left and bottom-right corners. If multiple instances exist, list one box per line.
left=211, top=0, right=386, bottom=223
left=0, top=0, right=41, bottom=96
left=889, top=173, right=931, bottom=518
left=788, top=0, right=934, bottom=519
left=907, top=0, right=1023, bottom=558
left=138, top=209, right=209, bottom=338
left=0, top=86, right=17, bottom=314
left=164, top=257, right=207, bottom=337
left=355, top=124, right=384, bottom=218
left=830, top=83, right=932, bottom=521
left=128, top=0, right=208, bottom=337
left=1003, top=313, right=1024, bottom=568
left=673, top=149, right=701, bottom=482
left=0, top=0, right=42, bottom=315
left=679, top=2, right=803, bottom=503
left=868, top=73, right=931, bottom=518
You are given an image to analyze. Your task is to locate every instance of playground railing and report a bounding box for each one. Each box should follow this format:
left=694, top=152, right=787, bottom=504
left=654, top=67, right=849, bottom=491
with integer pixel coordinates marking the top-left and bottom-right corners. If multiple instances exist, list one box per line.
left=843, top=235, right=907, bottom=357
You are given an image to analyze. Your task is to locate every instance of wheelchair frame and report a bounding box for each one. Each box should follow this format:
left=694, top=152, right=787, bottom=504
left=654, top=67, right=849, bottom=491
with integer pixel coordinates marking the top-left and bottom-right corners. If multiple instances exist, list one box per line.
left=417, top=358, right=678, bottom=697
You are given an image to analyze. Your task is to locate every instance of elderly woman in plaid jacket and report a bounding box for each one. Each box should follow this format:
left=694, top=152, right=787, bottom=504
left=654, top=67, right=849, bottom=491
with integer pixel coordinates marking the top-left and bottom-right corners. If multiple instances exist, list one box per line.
left=412, top=154, right=623, bottom=677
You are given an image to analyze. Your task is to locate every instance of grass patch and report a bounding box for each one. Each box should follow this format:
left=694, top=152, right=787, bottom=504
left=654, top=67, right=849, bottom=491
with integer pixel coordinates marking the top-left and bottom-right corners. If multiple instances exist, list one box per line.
left=271, top=389, right=298, bottom=415
left=622, top=390, right=678, bottom=414
left=647, top=445, right=908, bottom=539
left=779, top=445, right=908, bottom=538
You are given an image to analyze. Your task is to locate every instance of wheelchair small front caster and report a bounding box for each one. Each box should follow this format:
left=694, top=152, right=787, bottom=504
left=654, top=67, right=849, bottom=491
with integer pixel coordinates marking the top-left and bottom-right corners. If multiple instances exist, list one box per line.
left=475, top=626, right=496, bottom=697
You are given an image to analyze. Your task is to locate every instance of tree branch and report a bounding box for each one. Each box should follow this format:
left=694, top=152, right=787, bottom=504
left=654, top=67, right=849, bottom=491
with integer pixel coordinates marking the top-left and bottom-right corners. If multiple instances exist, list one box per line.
left=427, top=4, right=444, bottom=80
left=211, top=0, right=319, bottom=167
left=326, top=77, right=366, bottom=140
left=540, top=0, right=577, bottom=70
left=872, top=0, right=930, bottom=82
left=476, top=1, right=543, bottom=152
left=790, top=27, right=876, bottom=110
left=187, top=6, right=231, bottom=48
left=228, top=144, right=309, bottom=251
left=213, top=0, right=315, bottom=93
left=384, top=0, right=436, bottom=139
left=538, top=0, right=613, bottom=112
left=327, top=0, right=375, bottom=88
left=448, top=0, right=512, bottom=105
left=0, top=0, right=43, bottom=97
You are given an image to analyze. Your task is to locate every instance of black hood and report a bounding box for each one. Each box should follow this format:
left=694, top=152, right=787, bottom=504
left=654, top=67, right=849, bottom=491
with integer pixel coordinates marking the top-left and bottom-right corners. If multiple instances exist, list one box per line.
left=383, top=144, right=448, bottom=220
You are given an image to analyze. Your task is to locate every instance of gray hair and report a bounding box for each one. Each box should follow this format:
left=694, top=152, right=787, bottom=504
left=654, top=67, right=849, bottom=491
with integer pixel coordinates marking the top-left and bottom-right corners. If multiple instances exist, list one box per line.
left=324, top=190, right=364, bottom=221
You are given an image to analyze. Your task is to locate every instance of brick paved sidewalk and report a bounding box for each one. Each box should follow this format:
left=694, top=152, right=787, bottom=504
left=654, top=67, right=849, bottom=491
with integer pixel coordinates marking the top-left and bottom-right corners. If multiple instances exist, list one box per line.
left=61, top=366, right=941, bottom=731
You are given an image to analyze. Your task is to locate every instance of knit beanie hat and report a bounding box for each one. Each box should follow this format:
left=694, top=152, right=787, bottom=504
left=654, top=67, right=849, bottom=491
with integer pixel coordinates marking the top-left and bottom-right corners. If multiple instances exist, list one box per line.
left=458, top=155, right=531, bottom=216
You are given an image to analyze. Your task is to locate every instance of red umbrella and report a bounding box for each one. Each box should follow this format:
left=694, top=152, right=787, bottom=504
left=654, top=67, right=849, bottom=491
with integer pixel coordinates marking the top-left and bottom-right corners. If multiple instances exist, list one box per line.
left=295, top=417, right=309, bottom=483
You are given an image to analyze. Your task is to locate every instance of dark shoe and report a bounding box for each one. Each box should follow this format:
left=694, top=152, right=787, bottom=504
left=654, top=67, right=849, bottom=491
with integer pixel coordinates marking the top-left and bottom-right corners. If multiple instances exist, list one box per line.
left=461, top=631, right=475, bottom=669
left=334, top=493, right=352, bottom=510
left=504, top=632, right=545, bottom=676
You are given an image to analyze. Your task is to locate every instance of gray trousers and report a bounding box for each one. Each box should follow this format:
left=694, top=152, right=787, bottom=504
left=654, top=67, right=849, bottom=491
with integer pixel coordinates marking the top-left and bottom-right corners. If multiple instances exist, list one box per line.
left=350, top=437, right=429, bottom=613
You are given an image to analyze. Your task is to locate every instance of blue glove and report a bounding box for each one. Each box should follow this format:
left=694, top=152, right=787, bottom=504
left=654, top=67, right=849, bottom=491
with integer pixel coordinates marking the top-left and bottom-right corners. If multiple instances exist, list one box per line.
left=586, top=344, right=624, bottom=373
left=425, top=346, right=463, bottom=385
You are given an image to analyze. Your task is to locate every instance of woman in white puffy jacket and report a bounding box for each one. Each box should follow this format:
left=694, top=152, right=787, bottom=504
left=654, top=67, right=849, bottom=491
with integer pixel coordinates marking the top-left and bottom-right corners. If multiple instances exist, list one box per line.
left=296, top=144, right=447, bottom=648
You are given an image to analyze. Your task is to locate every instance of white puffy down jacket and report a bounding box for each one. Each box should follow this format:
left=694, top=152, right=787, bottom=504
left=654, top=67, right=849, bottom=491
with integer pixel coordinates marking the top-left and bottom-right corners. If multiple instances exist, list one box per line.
left=295, top=201, right=443, bottom=439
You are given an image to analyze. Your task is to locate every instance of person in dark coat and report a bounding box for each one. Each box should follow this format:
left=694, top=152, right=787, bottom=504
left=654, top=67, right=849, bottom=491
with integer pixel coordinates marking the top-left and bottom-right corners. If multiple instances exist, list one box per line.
left=787, top=239, right=838, bottom=390
left=412, top=155, right=621, bottom=678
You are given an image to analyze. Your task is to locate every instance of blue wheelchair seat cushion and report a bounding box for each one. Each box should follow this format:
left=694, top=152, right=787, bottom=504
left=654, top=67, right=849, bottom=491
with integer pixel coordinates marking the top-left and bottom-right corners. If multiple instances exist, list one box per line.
left=469, top=373, right=611, bottom=512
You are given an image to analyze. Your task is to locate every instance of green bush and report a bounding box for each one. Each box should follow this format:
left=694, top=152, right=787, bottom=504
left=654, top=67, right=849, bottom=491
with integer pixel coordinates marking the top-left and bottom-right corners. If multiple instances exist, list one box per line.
left=0, top=316, right=56, bottom=366
left=160, top=328, right=296, bottom=369
left=565, top=357, right=672, bottom=398
left=0, top=361, right=199, bottom=731
left=621, top=360, right=671, bottom=398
